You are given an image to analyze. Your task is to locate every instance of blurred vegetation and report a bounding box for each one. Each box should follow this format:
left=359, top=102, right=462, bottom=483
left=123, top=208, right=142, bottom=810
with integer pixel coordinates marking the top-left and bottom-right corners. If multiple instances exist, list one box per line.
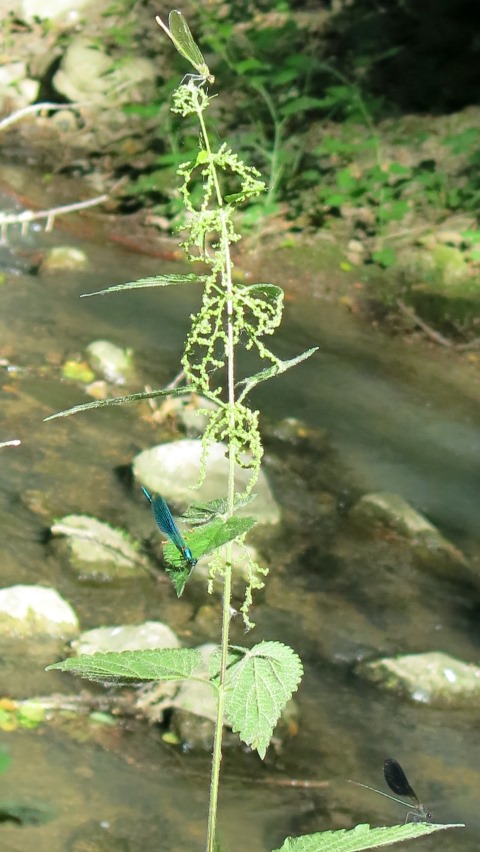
left=101, top=2, right=480, bottom=223
left=3, top=0, right=479, bottom=338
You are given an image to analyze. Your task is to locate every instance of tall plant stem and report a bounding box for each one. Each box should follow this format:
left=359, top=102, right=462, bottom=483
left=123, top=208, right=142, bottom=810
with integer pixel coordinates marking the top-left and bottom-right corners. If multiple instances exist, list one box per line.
left=198, top=106, right=237, bottom=852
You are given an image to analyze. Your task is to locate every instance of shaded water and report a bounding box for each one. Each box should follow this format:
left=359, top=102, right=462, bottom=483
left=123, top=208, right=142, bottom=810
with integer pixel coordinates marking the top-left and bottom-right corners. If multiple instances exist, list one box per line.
left=0, top=203, right=479, bottom=851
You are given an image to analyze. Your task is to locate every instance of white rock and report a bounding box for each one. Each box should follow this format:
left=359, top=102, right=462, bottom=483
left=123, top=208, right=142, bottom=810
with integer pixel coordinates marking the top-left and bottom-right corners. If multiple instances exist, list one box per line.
left=72, top=622, right=180, bottom=655
left=134, top=439, right=281, bottom=525
left=53, top=37, right=156, bottom=103
left=0, top=585, right=78, bottom=638
left=21, top=0, right=93, bottom=23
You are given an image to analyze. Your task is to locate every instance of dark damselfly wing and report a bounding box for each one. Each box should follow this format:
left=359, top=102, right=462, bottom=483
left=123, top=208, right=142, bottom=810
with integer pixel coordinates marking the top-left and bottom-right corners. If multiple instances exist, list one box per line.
left=384, top=758, right=419, bottom=803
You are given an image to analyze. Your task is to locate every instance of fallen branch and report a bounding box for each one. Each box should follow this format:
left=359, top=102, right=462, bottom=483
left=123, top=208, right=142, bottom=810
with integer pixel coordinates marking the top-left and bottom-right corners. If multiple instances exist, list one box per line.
left=396, top=298, right=453, bottom=348
left=0, top=194, right=107, bottom=241
left=0, top=100, right=91, bottom=132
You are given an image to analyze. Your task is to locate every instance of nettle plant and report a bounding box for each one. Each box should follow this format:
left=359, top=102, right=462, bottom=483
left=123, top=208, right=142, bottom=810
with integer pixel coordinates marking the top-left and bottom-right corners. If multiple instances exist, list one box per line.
left=47, top=13, right=461, bottom=852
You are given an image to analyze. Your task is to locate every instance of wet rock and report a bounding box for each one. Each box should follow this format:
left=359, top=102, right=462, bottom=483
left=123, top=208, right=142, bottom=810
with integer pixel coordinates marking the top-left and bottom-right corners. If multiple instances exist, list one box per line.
left=135, top=642, right=225, bottom=751
left=50, top=108, right=78, bottom=132
left=135, top=642, right=295, bottom=752
left=0, top=799, right=55, bottom=826
left=170, top=706, right=216, bottom=751
left=86, top=340, right=135, bottom=385
left=349, top=491, right=468, bottom=577
left=358, top=651, right=480, bottom=709
left=61, top=359, right=96, bottom=383
left=133, top=439, right=281, bottom=526
left=401, top=242, right=469, bottom=292
left=72, top=622, right=180, bottom=655
left=269, top=416, right=329, bottom=447
left=69, top=819, right=132, bottom=852
left=84, top=380, right=109, bottom=400
left=51, top=515, right=149, bottom=581
left=52, top=37, right=156, bottom=105
left=0, top=585, right=78, bottom=639
left=192, top=603, right=222, bottom=637
left=396, top=238, right=480, bottom=333
left=134, top=643, right=217, bottom=734
left=40, top=246, right=89, bottom=272
left=150, top=394, right=219, bottom=438
left=21, top=0, right=95, bottom=24
left=0, top=61, right=39, bottom=111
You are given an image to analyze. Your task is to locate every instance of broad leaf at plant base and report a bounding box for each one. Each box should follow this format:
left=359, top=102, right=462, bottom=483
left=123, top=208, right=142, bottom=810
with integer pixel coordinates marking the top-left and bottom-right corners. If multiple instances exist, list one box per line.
left=46, top=648, right=203, bottom=685
left=219, top=641, right=303, bottom=759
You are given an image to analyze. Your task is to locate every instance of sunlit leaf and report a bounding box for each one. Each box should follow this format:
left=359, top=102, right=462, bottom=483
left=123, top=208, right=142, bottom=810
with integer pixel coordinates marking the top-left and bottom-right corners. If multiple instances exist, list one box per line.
left=223, top=641, right=303, bottom=758
left=44, top=386, right=196, bottom=421
left=181, top=493, right=256, bottom=524
left=271, top=821, right=465, bottom=852
left=164, top=515, right=256, bottom=567
left=162, top=515, right=257, bottom=596
left=46, top=648, right=202, bottom=685
left=81, top=274, right=207, bottom=298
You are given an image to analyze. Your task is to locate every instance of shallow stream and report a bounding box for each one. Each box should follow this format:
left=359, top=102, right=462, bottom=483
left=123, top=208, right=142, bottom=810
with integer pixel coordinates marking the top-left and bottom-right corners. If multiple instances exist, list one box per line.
left=0, top=183, right=479, bottom=852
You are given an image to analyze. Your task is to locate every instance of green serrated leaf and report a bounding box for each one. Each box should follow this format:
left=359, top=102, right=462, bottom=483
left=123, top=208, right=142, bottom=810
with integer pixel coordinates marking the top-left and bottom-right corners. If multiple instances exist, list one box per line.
left=208, top=647, right=245, bottom=680
left=237, top=348, right=317, bottom=401
left=271, top=821, right=465, bottom=852
left=224, top=192, right=249, bottom=204
left=224, top=641, right=303, bottom=758
left=46, top=648, right=202, bottom=684
left=162, top=515, right=257, bottom=596
left=165, top=561, right=194, bottom=597
left=243, top=283, right=283, bottom=301
left=80, top=274, right=207, bottom=298
left=181, top=493, right=256, bottom=524
left=43, top=386, right=196, bottom=421
left=163, top=515, right=257, bottom=569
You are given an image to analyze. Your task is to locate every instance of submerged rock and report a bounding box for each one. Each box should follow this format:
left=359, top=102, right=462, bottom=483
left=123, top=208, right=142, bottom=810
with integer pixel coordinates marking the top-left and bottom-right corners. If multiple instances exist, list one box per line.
left=358, top=651, right=480, bottom=709
left=349, top=491, right=468, bottom=577
left=40, top=246, right=89, bottom=272
left=149, top=394, right=219, bottom=438
left=86, top=340, right=135, bottom=385
left=21, top=0, right=95, bottom=24
left=135, top=642, right=246, bottom=751
left=51, top=515, right=149, bottom=581
left=135, top=642, right=297, bottom=752
left=135, top=643, right=218, bottom=749
left=0, top=585, right=78, bottom=639
left=53, top=37, right=156, bottom=104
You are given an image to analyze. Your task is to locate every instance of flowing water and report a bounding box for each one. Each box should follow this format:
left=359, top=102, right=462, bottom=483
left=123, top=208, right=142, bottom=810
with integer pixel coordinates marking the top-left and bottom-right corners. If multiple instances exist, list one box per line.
left=0, top=189, right=479, bottom=852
